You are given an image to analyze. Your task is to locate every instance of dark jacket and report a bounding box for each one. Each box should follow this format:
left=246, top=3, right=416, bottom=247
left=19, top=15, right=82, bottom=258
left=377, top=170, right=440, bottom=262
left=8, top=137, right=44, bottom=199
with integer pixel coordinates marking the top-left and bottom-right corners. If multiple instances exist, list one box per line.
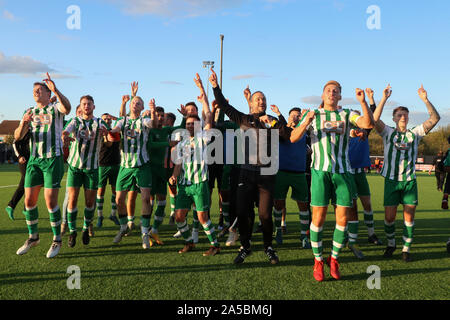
left=213, top=86, right=290, bottom=171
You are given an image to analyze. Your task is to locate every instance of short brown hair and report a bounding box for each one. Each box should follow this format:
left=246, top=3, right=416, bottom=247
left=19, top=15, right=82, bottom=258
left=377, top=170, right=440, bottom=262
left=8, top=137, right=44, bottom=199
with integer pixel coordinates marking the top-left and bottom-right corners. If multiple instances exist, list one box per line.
left=185, top=102, right=198, bottom=111
left=393, top=106, right=409, bottom=117
left=186, top=114, right=201, bottom=122
left=33, top=82, right=51, bottom=94
left=323, top=80, right=342, bottom=93
left=80, top=95, right=94, bottom=103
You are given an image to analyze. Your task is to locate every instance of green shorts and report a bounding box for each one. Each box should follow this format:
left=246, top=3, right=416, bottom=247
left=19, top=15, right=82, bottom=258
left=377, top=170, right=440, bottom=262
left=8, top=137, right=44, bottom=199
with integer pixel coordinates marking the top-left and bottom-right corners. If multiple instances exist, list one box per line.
left=220, top=165, right=232, bottom=191
left=24, top=156, right=64, bottom=189
left=175, top=181, right=210, bottom=212
left=150, top=163, right=167, bottom=196
left=311, top=169, right=353, bottom=208
left=352, top=171, right=371, bottom=197
left=98, top=165, right=120, bottom=188
left=116, top=163, right=152, bottom=192
left=274, top=170, right=309, bottom=202
left=67, top=165, right=99, bottom=190
left=384, top=178, right=418, bottom=207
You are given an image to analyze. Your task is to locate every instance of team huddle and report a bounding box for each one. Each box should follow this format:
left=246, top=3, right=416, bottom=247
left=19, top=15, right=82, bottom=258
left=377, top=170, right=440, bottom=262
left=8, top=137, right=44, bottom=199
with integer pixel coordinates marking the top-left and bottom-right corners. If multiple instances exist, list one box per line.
left=9, top=69, right=442, bottom=282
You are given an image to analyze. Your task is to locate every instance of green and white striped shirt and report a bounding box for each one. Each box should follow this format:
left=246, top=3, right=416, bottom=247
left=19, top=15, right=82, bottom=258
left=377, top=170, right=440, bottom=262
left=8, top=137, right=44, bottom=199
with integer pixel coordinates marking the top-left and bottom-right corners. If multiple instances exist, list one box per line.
left=299, top=108, right=361, bottom=173
left=380, top=125, right=426, bottom=181
left=177, top=133, right=210, bottom=186
left=22, top=102, right=66, bottom=159
left=64, top=117, right=107, bottom=170
left=113, top=116, right=152, bottom=168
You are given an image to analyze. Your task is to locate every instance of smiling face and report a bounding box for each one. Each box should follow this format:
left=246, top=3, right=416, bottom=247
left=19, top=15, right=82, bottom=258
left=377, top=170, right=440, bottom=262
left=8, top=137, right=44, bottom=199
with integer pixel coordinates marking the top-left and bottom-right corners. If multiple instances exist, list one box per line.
left=321, top=84, right=342, bottom=108
left=250, top=92, right=267, bottom=114
left=393, top=109, right=409, bottom=129
left=33, top=83, right=51, bottom=105
left=186, top=104, right=198, bottom=116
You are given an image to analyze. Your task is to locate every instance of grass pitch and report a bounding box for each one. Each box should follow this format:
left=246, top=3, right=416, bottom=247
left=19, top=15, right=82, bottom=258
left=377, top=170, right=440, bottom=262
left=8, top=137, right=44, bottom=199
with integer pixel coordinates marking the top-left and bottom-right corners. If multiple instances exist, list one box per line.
left=0, top=165, right=449, bottom=300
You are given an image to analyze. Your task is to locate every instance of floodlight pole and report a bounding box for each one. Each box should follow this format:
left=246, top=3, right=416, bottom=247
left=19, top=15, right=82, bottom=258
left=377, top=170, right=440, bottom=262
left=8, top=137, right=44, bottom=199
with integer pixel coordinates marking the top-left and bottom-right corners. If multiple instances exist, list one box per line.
left=220, top=34, right=224, bottom=89
left=202, top=61, right=215, bottom=100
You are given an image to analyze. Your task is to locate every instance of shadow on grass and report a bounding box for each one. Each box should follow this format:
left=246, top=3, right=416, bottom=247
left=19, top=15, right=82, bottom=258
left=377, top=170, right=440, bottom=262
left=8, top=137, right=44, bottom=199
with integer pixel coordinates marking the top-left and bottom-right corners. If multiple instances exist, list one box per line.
left=0, top=256, right=314, bottom=286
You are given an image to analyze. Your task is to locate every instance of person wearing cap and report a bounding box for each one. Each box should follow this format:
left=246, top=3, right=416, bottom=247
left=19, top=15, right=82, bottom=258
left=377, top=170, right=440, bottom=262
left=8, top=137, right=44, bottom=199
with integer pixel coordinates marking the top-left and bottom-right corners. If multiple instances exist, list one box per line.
left=290, top=80, right=374, bottom=281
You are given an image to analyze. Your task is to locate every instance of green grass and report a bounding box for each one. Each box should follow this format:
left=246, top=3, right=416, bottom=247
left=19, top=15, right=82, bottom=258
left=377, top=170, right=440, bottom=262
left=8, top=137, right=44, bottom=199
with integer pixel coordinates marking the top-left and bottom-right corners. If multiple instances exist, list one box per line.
left=0, top=165, right=449, bottom=300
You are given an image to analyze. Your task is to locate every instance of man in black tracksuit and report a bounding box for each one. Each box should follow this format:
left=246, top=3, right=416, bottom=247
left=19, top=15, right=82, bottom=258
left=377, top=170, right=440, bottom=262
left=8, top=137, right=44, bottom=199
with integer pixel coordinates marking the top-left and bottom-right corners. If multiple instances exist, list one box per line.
left=210, top=68, right=290, bottom=264
left=5, top=131, right=31, bottom=220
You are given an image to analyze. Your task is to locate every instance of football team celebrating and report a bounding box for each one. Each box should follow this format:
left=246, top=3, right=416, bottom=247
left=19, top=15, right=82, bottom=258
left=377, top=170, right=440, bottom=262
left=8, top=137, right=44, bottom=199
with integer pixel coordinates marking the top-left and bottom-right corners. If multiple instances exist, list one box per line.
left=8, top=67, right=447, bottom=282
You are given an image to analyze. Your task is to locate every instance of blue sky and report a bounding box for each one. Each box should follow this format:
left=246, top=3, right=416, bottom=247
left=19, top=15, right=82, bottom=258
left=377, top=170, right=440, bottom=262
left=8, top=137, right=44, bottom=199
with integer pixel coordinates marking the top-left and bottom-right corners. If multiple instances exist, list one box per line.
left=1, top=0, right=449, bottom=128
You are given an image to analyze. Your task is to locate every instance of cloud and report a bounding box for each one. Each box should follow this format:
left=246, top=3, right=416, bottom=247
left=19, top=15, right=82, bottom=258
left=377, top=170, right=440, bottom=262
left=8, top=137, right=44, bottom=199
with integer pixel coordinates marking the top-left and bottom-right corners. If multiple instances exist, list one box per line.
left=301, top=96, right=322, bottom=105
left=232, top=73, right=270, bottom=80
left=160, top=80, right=183, bottom=85
left=0, top=52, right=78, bottom=79
left=2, top=9, right=16, bottom=21
left=407, top=108, right=450, bottom=127
left=0, top=52, right=55, bottom=75
left=114, top=0, right=249, bottom=18
left=38, top=73, right=80, bottom=79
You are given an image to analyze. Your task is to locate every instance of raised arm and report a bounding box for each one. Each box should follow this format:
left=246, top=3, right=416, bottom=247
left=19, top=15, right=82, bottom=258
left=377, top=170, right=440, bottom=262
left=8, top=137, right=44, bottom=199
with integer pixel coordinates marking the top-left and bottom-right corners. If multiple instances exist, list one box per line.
left=290, top=111, right=315, bottom=143
left=44, top=73, right=71, bottom=115
left=209, top=67, right=250, bottom=127
left=418, top=85, right=440, bottom=134
left=354, top=88, right=374, bottom=129
left=244, top=85, right=252, bottom=113
left=194, top=73, right=212, bottom=130
left=142, top=99, right=156, bottom=128
left=372, top=85, right=392, bottom=134
left=120, top=95, right=130, bottom=117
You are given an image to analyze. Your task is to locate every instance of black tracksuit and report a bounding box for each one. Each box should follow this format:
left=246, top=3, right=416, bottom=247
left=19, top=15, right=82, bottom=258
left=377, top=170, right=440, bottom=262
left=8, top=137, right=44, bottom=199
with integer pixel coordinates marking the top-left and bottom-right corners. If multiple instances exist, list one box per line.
left=213, top=86, right=290, bottom=250
left=8, top=132, right=30, bottom=209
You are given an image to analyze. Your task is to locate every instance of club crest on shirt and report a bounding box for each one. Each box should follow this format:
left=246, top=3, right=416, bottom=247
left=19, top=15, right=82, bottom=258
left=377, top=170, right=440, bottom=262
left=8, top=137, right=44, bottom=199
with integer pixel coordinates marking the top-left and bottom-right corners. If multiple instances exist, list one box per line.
left=78, top=129, right=96, bottom=141
left=126, top=128, right=139, bottom=139
left=323, top=120, right=345, bottom=134
left=32, top=114, right=52, bottom=126
left=394, top=141, right=411, bottom=151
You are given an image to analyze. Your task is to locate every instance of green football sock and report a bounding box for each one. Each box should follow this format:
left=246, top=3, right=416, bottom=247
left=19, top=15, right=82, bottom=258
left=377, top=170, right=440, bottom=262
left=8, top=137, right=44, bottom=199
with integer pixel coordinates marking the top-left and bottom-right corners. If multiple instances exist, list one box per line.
left=83, top=207, right=95, bottom=231
left=202, top=220, right=219, bottom=247
left=273, top=208, right=282, bottom=232
left=24, top=206, right=39, bottom=238
left=68, top=208, right=78, bottom=233
left=384, top=220, right=396, bottom=247
left=152, top=200, right=166, bottom=233
left=299, top=211, right=309, bottom=240
left=347, top=221, right=359, bottom=246
left=402, top=220, right=414, bottom=253
left=331, top=223, right=346, bottom=259
left=310, top=223, right=323, bottom=261
left=96, top=196, right=104, bottom=217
